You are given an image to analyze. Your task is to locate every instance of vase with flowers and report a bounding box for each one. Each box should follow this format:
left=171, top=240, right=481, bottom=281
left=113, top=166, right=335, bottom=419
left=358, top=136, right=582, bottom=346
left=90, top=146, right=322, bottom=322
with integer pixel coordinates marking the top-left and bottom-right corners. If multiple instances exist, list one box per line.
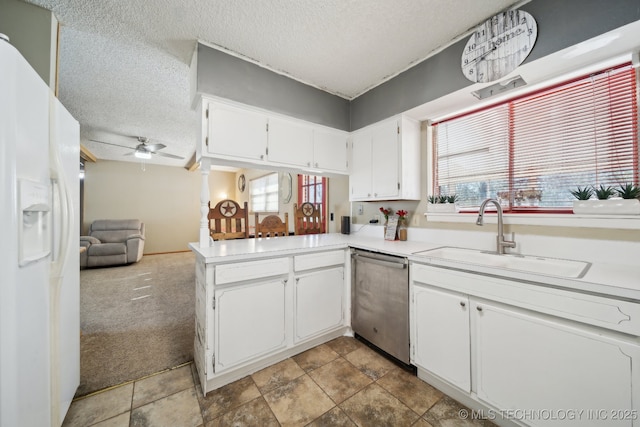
left=396, top=210, right=408, bottom=241
left=379, top=207, right=393, bottom=237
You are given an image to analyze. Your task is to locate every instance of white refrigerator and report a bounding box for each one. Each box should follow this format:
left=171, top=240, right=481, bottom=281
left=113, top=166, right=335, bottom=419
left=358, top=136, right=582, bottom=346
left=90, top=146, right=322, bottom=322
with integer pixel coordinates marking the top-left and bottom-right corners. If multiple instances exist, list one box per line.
left=0, top=36, right=80, bottom=427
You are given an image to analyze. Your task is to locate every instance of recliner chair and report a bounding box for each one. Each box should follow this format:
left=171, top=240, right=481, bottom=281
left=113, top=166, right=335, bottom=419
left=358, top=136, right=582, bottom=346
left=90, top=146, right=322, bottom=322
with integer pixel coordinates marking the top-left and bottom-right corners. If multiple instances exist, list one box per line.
left=80, top=219, right=145, bottom=268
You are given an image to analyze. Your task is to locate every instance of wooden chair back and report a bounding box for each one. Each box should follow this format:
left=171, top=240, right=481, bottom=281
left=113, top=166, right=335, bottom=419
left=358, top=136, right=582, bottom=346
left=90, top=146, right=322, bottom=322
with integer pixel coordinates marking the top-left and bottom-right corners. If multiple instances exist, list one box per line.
left=208, top=199, right=249, bottom=240
left=293, top=202, right=324, bottom=235
left=255, top=213, right=289, bottom=238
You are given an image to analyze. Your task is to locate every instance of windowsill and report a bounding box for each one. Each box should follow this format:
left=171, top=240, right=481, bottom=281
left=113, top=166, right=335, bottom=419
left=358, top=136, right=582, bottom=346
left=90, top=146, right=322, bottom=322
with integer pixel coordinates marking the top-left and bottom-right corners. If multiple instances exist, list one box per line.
left=424, top=212, right=640, bottom=230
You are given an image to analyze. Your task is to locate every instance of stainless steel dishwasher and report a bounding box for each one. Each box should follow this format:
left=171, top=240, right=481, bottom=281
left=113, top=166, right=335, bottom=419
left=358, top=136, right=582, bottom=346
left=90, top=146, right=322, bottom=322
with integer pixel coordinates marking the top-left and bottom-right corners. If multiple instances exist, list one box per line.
left=351, top=249, right=410, bottom=364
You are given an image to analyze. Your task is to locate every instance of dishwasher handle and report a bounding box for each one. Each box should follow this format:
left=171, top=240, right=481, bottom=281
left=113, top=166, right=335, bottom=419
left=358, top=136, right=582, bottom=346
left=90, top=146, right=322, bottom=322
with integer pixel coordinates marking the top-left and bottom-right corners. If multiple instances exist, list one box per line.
left=352, top=252, right=407, bottom=269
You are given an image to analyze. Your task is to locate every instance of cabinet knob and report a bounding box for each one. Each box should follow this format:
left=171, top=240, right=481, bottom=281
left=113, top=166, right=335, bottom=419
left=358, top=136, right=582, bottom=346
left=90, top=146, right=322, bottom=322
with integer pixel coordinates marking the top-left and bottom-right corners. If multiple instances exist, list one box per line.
left=459, top=301, right=466, bottom=307
left=260, top=154, right=264, bottom=160
left=368, top=193, right=371, bottom=197
left=283, top=279, right=288, bottom=284
left=476, top=306, right=483, bottom=312
left=314, top=162, right=318, bottom=168
left=295, top=278, right=300, bottom=283
left=307, top=161, right=311, bottom=167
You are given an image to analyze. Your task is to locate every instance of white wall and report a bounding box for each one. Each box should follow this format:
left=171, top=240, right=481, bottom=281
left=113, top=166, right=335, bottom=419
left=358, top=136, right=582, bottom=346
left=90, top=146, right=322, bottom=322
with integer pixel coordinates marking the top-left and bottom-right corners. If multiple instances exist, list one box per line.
left=83, top=160, right=235, bottom=253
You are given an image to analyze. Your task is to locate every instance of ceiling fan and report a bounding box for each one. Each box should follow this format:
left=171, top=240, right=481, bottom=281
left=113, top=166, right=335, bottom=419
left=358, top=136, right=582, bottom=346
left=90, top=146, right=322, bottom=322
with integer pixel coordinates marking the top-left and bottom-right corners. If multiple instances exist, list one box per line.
left=90, top=136, right=184, bottom=160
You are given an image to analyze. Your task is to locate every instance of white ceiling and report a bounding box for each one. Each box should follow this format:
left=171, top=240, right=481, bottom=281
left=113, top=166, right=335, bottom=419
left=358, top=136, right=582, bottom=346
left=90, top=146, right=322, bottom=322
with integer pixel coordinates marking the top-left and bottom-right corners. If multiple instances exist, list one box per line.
left=25, top=0, right=524, bottom=167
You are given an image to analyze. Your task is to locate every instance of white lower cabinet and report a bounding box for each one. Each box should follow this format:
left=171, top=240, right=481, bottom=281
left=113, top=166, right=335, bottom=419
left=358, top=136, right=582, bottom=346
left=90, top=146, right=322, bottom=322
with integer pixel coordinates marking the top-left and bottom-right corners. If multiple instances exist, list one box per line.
left=294, top=267, right=344, bottom=343
left=214, top=279, right=287, bottom=373
left=412, top=284, right=470, bottom=392
left=474, top=299, right=639, bottom=427
left=411, top=262, right=640, bottom=427
left=193, top=250, right=348, bottom=395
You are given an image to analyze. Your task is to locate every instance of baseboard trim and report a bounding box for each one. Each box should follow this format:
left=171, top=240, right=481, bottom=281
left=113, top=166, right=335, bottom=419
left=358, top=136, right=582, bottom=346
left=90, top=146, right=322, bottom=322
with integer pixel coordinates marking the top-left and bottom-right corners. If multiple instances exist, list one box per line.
left=144, top=250, right=192, bottom=256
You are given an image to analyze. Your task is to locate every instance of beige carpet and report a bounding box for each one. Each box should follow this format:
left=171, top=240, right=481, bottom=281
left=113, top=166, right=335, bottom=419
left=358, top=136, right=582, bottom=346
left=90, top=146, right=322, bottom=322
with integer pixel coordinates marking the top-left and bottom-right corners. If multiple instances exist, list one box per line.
left=77, top=252, right=195, bottom=397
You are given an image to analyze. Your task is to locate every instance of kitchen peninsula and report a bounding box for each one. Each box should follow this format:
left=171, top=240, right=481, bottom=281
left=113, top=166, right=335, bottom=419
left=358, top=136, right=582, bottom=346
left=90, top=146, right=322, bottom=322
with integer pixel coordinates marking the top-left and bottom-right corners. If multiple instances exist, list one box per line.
left=190, top=230, right=640, bottom=427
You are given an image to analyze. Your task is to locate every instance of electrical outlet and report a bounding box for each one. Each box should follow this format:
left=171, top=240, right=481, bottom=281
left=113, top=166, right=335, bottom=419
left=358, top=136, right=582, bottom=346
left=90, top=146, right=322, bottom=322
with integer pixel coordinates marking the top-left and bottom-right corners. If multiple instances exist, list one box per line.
left=357, top=204, right=364, bottom=215
left=413, top=215, right=420, bottom=226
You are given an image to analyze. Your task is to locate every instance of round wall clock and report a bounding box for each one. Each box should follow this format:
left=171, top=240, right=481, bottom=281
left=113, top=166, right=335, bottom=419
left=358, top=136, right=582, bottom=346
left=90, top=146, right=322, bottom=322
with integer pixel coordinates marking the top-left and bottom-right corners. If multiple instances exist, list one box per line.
left=238, top=174, right=245, bottom=192
left=461, top=9, right=537, bottom=83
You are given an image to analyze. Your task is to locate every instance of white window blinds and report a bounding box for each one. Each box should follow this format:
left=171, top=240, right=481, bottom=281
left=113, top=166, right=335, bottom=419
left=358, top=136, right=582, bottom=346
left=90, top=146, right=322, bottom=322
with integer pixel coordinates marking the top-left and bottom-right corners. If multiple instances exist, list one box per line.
left=250, top=172, right=279, bottom=213
left=434, top=63, right=638, bottom=210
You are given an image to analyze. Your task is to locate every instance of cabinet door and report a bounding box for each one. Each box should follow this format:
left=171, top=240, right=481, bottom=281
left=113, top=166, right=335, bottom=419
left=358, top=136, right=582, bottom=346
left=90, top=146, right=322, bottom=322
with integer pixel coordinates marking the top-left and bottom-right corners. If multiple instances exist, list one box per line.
left=207, top=103, right=268, bottom=160
left=349, top=131, right=372, bottom=200
left=267, top=117, right=314, bottom=167
left=474, top=300, right=640, bottom=426
left=371, top=119, right=400, bottom=199
left=215, top=280, right=286, bottom=372
left=413, top=285, right=471, bottom=392
left=294, top=267, right=345, bottom=342
left=313, top=128, right=348, bottom=173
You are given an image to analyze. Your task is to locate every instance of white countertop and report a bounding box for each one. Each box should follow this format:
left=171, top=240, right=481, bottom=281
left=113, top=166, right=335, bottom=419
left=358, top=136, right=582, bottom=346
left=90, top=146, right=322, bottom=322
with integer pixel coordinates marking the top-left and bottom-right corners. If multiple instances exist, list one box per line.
left=189, top=233, right=640, bottom=301
left=189, top=233, right=440, bottom=262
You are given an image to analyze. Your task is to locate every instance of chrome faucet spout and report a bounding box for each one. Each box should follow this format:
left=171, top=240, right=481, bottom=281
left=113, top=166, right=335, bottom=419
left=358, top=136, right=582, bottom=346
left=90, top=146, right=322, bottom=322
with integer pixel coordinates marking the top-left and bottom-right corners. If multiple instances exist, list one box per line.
left=476, top=198, right=516, bottom=254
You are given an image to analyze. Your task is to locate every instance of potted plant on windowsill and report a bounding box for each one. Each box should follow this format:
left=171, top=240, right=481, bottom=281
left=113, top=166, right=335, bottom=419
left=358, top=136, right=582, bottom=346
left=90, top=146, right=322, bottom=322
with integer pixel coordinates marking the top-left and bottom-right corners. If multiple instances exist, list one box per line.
left=427, top=194, right=458, bottom=213
left=571, top=184, right=640, bottom=215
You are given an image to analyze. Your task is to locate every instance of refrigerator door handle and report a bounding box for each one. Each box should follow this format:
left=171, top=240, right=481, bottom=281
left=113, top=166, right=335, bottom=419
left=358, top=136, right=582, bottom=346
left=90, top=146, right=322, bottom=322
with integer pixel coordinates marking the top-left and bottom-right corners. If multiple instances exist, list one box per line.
left=49, top=95, right=73, bottom=279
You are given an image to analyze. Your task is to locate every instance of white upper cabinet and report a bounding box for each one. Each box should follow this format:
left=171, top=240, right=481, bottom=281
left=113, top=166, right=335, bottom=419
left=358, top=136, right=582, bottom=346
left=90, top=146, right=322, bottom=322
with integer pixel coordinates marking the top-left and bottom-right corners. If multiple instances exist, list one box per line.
left=371, top=119, right=401, bottom=199
left=205, top=102, right=268, bottom=161
left=201, top=98, right=348, bottom=174
left=267, top=117, right=314, bottom=168
left=349, top=115, right=421, bottom=201
left=267, top=118, right=348, bottom=173
left=350, top=130, right=373, bottom=199
left=312, top=127, right=349, bottom=173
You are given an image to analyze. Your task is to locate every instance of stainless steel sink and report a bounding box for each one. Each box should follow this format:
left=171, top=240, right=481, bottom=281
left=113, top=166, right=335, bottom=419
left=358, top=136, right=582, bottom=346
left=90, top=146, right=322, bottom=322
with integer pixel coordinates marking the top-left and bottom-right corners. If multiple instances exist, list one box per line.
left=413, top=247, right=590, bottom=278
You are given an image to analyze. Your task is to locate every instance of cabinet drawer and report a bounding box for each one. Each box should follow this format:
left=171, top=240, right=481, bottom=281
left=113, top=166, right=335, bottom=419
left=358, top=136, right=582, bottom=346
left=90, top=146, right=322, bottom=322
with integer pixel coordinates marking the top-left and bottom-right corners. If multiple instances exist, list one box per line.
left=294, top=250, right=344, bottom=272
left=215, top=257, right=289, bottom=284
left=412, top=263, right=640, bottom=336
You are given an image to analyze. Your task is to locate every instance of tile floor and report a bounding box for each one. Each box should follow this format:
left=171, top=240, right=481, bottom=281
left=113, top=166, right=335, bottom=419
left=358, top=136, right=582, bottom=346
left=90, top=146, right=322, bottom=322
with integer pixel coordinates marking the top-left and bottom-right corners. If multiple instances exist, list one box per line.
left=62, top=336, right=495, bottom=427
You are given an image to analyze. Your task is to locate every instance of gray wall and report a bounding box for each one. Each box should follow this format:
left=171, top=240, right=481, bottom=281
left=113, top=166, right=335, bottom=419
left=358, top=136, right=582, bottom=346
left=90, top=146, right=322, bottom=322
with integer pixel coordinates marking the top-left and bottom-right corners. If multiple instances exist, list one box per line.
left=0, top=0, right=56, bottom=88
left=349, top=0, right=640, bottom=130
left=195, top=0, right=640, bottom=132
left=196, top=43, right=350, bottom=131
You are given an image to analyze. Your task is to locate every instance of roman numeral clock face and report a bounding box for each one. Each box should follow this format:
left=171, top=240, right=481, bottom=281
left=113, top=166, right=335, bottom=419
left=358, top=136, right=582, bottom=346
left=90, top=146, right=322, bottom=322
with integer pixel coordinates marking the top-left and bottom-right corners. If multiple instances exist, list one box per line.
left=461, top=10, right=537, bottom=83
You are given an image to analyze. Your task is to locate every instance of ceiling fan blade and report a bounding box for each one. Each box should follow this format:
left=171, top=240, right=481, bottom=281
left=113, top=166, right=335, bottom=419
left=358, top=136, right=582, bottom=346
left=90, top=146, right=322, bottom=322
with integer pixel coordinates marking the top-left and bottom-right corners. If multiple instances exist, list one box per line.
left=89, top=139, right=133, bottom=150
left=154, top=151, right=185, bottom=160
left=144, top=143, right=166, bottom=152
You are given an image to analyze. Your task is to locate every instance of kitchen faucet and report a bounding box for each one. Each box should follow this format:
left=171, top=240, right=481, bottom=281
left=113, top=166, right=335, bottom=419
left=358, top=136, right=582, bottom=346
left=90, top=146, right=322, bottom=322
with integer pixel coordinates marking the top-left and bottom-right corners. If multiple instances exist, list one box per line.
left=476, top=198, right=516, bottom=254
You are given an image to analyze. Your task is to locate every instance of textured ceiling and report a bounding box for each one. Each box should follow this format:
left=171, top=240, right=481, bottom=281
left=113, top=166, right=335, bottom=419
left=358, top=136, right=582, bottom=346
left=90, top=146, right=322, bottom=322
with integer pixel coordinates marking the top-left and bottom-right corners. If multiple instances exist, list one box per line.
left=25, top=0, right=523, bottom=167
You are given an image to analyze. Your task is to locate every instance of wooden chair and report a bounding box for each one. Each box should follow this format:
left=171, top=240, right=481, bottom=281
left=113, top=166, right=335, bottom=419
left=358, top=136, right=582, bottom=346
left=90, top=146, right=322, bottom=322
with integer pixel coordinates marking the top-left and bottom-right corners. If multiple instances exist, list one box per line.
left=255, top=213, right=289, bottom=238
left=208, top=199, right=249, bottom=240
left=293, top=202, right=324, bottom=235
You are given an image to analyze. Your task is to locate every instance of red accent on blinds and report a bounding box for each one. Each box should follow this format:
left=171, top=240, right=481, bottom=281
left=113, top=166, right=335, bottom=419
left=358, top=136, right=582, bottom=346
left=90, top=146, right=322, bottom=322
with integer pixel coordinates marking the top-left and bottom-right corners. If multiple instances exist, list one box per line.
left=433, top=63, right=638, bottom=211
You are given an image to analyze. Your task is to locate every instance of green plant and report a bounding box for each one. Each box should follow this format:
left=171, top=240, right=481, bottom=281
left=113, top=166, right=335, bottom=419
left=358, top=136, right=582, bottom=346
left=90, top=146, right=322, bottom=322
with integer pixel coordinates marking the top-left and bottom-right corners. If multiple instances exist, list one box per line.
left=570, top=186, right=593, bottom=200
left=427, top=195, right=439, bottom=204
left=437, top=195, right=448, bottom=204
left=617, top=183, right=640, bottom=199
left=593, top=185, right=615, bottom=200
left=446, top=194, right=459, bottom=204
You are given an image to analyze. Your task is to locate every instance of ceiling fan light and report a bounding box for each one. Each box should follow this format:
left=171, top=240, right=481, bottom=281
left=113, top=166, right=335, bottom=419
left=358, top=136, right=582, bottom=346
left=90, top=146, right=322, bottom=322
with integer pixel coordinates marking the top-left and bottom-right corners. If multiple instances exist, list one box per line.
left=134, top=150, right=152, bottom=160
